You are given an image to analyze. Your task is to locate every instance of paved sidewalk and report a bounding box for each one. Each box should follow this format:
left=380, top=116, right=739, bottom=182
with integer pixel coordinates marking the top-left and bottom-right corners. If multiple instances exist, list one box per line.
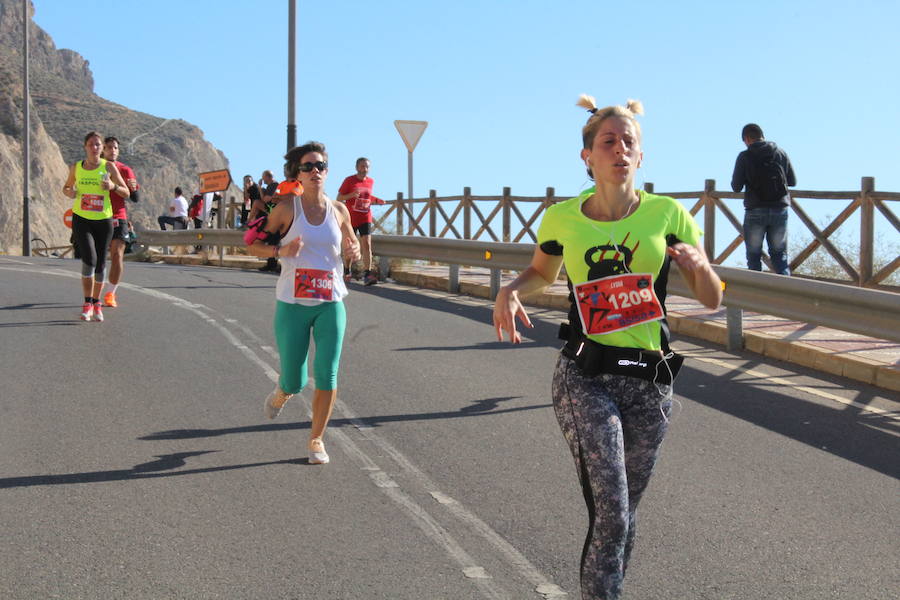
left=144, top=252, right=900, bottom=392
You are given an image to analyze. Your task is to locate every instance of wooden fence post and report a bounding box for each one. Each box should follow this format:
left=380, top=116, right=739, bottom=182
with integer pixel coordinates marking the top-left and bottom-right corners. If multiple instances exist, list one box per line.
left=502, top=186, right=511, bottom=242
left=859, top=176, right=875, bottom=286
left=703, top=179, right=716, bottom=260
left=463, top=187, right=471, bottom=240
left=643, top=182, right=654, bottom=193
left=429, top=189, right=437, bottom=237
left=396, top=192, right=404, bottom=235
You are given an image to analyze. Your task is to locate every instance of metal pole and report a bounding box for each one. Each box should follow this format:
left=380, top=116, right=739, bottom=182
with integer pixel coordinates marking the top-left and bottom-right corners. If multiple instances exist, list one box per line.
left=22, top=0, right=30, bottom=256
left=407, top=150, right=413, bottom=204
left=286, top=0, right=296, bottom=151
left=407, top=150, right=414, bottom=231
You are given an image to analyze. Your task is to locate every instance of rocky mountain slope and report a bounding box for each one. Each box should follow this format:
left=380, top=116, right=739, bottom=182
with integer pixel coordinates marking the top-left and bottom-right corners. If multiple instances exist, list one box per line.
left=0, top=0, right=240, bottom=254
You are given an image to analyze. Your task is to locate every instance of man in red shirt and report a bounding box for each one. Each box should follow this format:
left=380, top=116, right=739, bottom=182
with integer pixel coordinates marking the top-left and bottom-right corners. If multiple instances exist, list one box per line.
left=337, top=157, right=384, bottom=285
left=101, top=136, right=140, bottom=308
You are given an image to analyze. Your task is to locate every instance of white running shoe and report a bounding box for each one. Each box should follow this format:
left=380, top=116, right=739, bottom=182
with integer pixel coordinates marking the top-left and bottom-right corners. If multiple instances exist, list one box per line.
left=93, top=304, right=104, bottom=322
left=308, top=438, right=329, bottom=464
left=263, top=386, right=293, bottom=419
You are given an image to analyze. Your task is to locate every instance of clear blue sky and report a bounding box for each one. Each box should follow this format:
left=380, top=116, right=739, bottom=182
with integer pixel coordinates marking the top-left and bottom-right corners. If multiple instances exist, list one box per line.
left=33, top=0, right=900, bottom=224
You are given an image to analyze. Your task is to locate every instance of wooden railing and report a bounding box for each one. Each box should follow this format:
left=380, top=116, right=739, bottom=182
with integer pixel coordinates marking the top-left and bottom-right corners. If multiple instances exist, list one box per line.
left=372, top=177, right=899, bottom=290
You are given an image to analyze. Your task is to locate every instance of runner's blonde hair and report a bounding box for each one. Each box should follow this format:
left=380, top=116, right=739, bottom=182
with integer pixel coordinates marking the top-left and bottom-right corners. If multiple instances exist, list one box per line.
left=577, top=94, right=644, bottom=149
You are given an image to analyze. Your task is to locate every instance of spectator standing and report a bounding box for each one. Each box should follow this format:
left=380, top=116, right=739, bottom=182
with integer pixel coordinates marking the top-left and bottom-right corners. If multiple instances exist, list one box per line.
left=100, top=135, right=140, bottom=308
left=158, top=187, right=189, bottom=230
left=241, top=174, right=260, bottom=227
left=731, top=123, right=797, bottom=275
left=337, top=157, right=385, bottom=285
left=250, top=169, right=282, bottom=272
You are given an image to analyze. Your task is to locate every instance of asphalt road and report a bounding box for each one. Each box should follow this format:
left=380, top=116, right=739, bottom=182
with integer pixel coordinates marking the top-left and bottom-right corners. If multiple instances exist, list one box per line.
left=1, top=256, right=898, bottom=600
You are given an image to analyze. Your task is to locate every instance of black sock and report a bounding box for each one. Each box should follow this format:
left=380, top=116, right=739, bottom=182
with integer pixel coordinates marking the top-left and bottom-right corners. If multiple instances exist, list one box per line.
left=84, top=297, right=92, bottom=304
left=91, top=298, right=100, bottom=304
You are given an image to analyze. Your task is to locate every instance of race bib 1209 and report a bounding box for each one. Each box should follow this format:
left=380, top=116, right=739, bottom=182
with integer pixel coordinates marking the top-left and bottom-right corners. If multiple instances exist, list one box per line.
left=574, top=273, right=663, bottom=335
left=294, top=268, right=334, bottom=301
left=80, top=194, right=105, bottom=212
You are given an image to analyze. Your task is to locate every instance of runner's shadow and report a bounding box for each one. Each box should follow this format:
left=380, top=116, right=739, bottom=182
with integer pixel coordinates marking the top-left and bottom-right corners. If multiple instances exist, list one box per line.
left=0, top=302, right=72, bottom=311
left=0, top=320, right=81, bottom=328
left=394, top=340, right=545, bottom=351
left=0, top=451, right=308, bottom=489
left=140, top=396, right=545, bottom=440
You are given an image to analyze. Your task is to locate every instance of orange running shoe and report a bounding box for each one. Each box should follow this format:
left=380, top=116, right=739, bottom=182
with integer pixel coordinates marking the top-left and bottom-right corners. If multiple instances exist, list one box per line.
left=103, top=292, right=117, bottom=307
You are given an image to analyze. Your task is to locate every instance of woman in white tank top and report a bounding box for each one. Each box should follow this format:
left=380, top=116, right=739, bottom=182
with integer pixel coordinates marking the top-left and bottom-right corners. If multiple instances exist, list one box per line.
left=246, top=141, right=361, bottom=464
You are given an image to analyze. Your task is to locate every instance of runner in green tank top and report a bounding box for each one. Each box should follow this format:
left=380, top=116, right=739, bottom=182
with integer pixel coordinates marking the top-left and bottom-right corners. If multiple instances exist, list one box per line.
left=61, top=131, right=129, bottom=322
left=493, top=96, right=722, bottom=600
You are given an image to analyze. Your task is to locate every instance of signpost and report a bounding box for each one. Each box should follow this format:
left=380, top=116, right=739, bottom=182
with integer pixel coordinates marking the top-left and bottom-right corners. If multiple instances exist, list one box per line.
left=198, top=169, right=232, bottom=195
left=394, top=120, right=428, bottom=234
left=197, top=169, right=233, bottom=264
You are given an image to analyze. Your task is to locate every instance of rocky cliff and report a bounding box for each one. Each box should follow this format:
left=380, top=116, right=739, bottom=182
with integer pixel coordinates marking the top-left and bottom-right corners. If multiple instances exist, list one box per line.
left=0, top=0, right=240, bottom=255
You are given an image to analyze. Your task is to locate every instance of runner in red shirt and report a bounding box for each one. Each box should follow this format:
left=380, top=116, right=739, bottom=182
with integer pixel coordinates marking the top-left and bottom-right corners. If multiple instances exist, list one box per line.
left=336, top=157, right=384, bottom=285
left=101, top=136, right=140, bottom=308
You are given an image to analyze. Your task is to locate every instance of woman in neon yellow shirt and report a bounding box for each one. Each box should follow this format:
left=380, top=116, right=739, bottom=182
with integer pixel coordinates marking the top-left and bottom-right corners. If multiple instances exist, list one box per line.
left=493, top=96, right=721, bottom=600
left=61, top=131, right=129, bottom=322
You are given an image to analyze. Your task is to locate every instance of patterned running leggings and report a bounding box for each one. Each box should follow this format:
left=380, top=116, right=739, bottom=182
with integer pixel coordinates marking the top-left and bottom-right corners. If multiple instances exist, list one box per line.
left=552, top=354, right=673, bottom=600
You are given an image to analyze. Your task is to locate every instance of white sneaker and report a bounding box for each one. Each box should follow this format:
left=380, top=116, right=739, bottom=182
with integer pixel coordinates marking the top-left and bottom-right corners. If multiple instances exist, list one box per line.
left=309, top=438, right=329, bottom=464
left=263, top=387, right=293, bottom=419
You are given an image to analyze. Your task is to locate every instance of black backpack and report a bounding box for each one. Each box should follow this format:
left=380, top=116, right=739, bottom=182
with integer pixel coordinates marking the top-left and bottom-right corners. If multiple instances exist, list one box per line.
left=747, top=150, right=788, bottom=203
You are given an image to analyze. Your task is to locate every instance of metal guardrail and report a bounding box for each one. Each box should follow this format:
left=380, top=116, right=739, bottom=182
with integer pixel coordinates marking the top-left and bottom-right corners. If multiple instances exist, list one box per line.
left=371, top=235, right=900, bottom=347
left=133, top=230, right=900, bottom=346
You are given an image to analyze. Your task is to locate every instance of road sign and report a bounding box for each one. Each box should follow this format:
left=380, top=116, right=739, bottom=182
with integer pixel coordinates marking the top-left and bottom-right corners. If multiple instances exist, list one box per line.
left=394, top=120, right=428, bottom=152
left=199, top=169, right=232, bottom=194
left=63, top=208, right=73, bottom=229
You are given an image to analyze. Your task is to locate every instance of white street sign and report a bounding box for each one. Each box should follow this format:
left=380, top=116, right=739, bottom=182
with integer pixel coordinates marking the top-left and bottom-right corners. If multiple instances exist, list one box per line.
left=394, top=120, right=428, bottom=152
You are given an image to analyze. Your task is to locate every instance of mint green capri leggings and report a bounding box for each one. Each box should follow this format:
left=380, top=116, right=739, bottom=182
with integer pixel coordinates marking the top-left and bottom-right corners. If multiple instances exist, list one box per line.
left=274, top=300, right=346, bottom=393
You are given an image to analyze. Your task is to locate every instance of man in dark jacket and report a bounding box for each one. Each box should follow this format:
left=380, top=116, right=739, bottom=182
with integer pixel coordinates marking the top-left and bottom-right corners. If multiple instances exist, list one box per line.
left=731, top=123, right=796, bottom=275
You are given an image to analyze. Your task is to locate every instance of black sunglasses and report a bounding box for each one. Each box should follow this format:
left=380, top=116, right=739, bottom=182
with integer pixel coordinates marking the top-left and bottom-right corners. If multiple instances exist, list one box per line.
left=298, top=161, right=328, bottom=173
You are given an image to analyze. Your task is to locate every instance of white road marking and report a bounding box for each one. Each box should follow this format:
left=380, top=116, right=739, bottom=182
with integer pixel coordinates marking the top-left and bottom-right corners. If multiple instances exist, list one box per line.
left=0, top=264, right=516, bottom=599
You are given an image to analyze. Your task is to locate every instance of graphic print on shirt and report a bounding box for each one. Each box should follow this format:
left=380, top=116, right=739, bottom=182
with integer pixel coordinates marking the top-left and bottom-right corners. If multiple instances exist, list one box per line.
left=575, top=233, right=663, bottom=335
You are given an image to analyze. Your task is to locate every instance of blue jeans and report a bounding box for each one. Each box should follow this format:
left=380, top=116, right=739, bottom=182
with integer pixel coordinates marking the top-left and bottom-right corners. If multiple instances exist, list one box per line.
left=743, top=207, right=790, bottom=275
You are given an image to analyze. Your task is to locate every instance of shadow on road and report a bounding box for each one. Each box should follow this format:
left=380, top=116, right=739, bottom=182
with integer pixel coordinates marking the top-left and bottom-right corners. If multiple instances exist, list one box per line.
left=676, top=363, right=900, bottom=480
left=0, top=451, right=309, bottom=489
left=353, top=282, right=563, bottom=348
left=139, top=396, right=547, bottom=441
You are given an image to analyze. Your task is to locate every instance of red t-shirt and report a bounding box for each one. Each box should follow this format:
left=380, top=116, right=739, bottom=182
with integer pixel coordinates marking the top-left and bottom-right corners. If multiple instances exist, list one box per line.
left=338, top=175, right=377, bottom=226
left=110, top=161, right=139, bottom=220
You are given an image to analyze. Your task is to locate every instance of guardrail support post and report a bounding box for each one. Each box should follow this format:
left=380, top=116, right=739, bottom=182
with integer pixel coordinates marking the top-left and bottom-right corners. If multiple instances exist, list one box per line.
left=502, top=187, right=511, bottom=242
left=490, top=268, right=501, bottom=300
left=726, top=306, right=744, bottom=351
left=463, top=187, right=471, bottom=240
left=703, top=179, right=716, bottom=260
left=429, top=189, right=437, bottom=237
left=379, top=255, right=390, bottom=281
left=859, top=177, right=875, bottom=287
left=449, top=264, right=459, bottom=293
left=396, top=192, right=404, bottom=235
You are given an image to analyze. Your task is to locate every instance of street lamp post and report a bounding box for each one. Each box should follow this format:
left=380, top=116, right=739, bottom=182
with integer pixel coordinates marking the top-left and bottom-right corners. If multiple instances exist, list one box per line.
left=22, top=0, right=30, bottom=256
left=286, top=0, right=296, bottom=151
